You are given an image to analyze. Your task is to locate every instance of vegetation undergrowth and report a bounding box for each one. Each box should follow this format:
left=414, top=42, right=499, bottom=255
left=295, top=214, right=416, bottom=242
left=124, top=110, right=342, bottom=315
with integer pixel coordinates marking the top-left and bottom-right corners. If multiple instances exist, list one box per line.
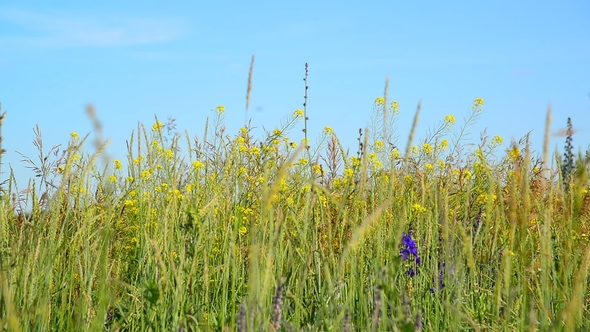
left=0, top=66, right=589, bottom=331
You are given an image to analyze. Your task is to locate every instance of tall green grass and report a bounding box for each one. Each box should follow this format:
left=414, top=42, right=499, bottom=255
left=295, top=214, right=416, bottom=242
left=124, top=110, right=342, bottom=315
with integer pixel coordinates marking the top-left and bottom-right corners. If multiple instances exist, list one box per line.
left=1, top=83, right=589, bottom=331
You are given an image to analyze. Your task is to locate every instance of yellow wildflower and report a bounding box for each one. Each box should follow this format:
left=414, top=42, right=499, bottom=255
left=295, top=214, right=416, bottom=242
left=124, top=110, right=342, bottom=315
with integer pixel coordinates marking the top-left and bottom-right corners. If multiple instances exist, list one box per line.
left=343, top=168, right=354, bottom=178
left=404, top=175, right=413, bottom=185
left=70, top=132, right=79, bottom=140
left=249, top=147, right=260, bottom=157
left=192, top=161, right=204, bottom=169
left=114, top=159, right=122, bottom=170
left=323, top=126, right=334, bottom=135
left=216, top=105, right=225, bottom=114
left=374, top=140, right=385, bottom=152
left=390, top=101, right=400, bottom=113
left=473, top=97, right=484, bottom=108
left=312, top=164, right=323, bottom=175
left=491, top=135, right=503, bottom=147
left=108, top=175, right=117, bottom=183
left=173, top=189, right=183, bottom=200
left=332, top=178, right=341, bottom=188
left=444, top=115, right=456, bottom=125
left=152, top=121, right=164, bottom=132
left=239, top=226, right=248, bottom=236
left=293, top=109, right=304, bottom=118
left=509, top=146, right=520, bottom=161
left=422, top=143, right=433, bottom=154
left=374, top=97, right=385, bottom=106
left=412, top=203, right=426, bottom=214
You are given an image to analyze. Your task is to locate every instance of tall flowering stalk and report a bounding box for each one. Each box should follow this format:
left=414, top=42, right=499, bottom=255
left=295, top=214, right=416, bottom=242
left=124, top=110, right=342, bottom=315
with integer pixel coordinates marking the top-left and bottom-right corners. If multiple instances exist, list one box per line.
left=271, top=281, right=284, bottom=330
left=562, top=117, right=574, bottom=192
left=430, top=261, right=446, bottom=293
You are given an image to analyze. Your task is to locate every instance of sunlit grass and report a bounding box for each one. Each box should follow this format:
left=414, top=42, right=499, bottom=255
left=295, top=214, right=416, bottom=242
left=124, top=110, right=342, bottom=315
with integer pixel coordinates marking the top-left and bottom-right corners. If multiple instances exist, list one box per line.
left=1, top=92, right=589, bottom=331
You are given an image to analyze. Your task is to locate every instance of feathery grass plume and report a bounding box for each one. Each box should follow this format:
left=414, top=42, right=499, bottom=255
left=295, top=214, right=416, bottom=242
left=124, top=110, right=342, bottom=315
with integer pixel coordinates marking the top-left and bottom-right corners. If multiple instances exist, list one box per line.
left=371, top=283, right=382, bottom=332
left=404, top=101, right=422, bottom=164
left=414, top=311, right=423, bottom=331
left=402, top=292, right=411, bottom=322
left=342, top=309, right=352, bottom=332
left=271, top=280, right=284, bottom=330
left=561, top=247, right=590, bottom=331
left=542, top=105, right=552, bottom=174
left=561, top=117, right=574, bottom=192
left=237, top=303, right=247, bottom=332
left=471, top=206, right=483, bottom=239
left=320, top=134, right=345, bottom=185
left=340, top=199, right=391, bottom=267
left=245, top=55, right=255, bottom=125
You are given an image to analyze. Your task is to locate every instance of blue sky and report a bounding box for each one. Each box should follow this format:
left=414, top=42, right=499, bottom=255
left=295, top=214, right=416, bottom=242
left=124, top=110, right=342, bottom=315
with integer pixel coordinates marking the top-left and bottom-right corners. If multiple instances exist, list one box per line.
left=1, top=1, right=589, bottom=192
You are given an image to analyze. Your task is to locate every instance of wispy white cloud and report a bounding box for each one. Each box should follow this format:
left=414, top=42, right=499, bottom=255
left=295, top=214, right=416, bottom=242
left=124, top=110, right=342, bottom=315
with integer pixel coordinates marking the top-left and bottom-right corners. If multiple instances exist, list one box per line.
left=0, top=7, right=186, bottom=48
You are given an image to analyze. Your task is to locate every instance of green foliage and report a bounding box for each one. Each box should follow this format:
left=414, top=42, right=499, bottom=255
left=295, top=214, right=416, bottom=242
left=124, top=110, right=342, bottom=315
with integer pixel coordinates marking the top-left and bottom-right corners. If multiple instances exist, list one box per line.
left=1, top=98, right=589, bottom=331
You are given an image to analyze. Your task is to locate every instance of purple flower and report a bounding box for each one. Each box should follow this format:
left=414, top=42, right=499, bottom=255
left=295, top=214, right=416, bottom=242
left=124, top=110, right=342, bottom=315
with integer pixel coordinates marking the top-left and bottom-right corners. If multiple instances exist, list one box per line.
left=400, top=232, right=421, bottom=276
left=400, top=232, right=420, bottom=262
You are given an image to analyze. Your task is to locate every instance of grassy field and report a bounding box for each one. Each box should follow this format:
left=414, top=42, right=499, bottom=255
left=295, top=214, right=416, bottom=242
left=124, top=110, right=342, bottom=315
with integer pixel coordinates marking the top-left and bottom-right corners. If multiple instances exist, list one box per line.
left=1, top=83, right=589, bottom=331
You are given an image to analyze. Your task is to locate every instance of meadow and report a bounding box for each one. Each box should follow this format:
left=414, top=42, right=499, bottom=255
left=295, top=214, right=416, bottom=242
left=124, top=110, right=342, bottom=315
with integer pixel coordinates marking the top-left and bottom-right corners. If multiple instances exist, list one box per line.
left=0, top=72, right=589, bottom=331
